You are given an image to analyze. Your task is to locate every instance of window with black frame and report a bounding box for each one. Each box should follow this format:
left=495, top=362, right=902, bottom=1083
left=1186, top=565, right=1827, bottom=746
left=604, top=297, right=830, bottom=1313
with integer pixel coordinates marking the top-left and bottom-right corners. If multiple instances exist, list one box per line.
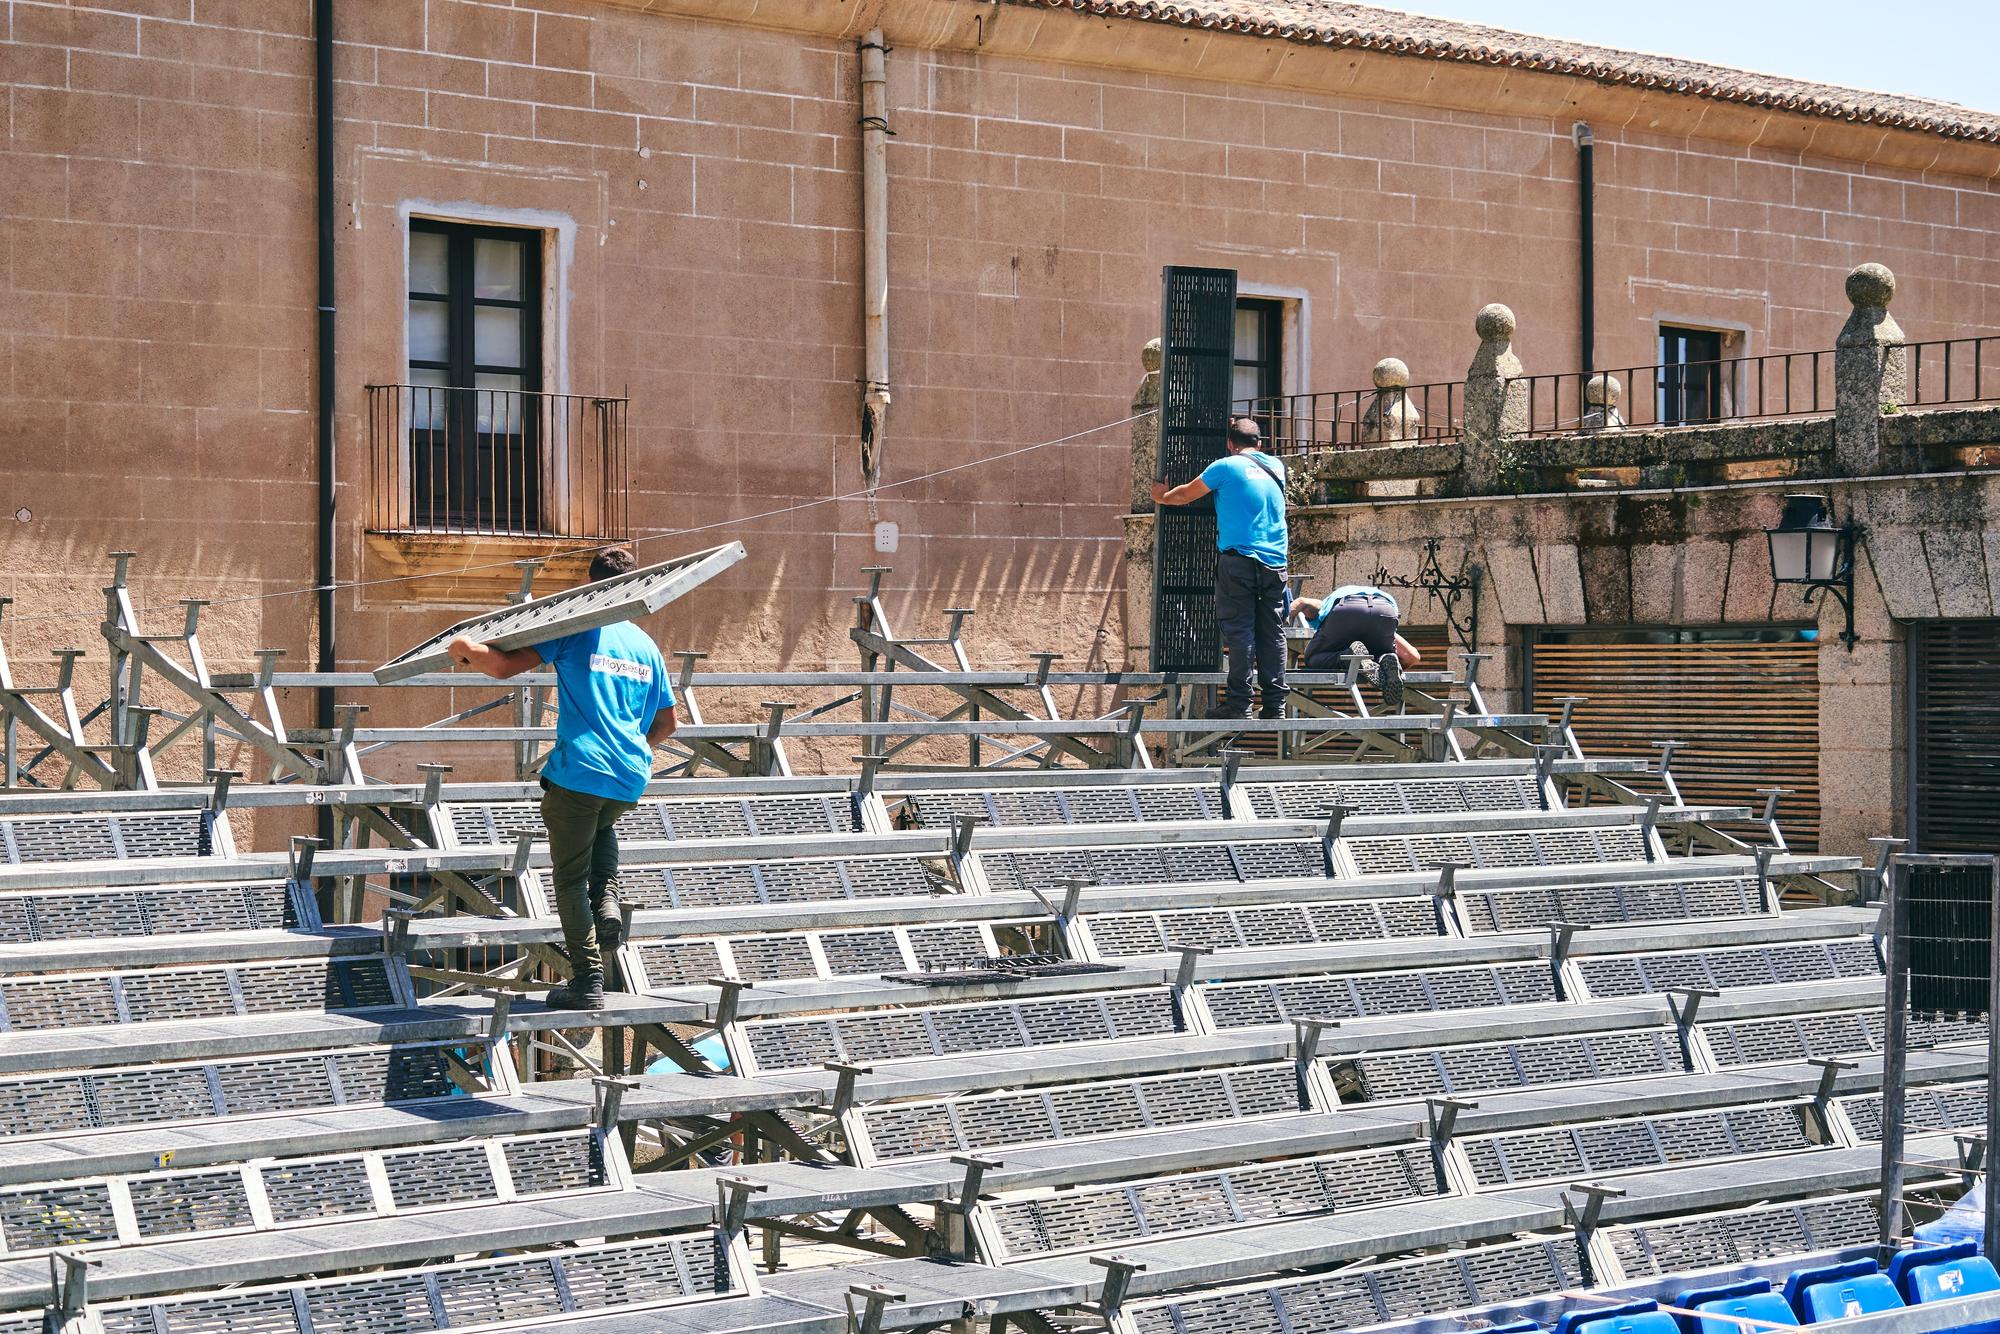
left=1234, top=297, right=1284, bottom=445
left=406, top=220, right=543, bottom=533
left=1658, top=324, right=1725, bottom=426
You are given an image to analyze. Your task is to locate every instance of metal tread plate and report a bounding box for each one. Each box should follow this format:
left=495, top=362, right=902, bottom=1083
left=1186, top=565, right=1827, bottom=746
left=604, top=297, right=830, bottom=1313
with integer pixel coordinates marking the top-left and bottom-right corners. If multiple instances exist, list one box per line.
left=1575, top=937, right=1883, bottom=999
left=741, top=988, right=1179, bottom=1074
left=1338, top=1026, right=1684, bottom=1101
left=1203, top=961, right=1556, bottom=1028
left=446, top=792, right=854, bottom=847
left=0, top=813, right=211, bottom=865
left=1459, top=873, right=1768, bottom=934
left=1085, top=896, right=1442, bottom=957
left=0, top=1040, right=478, bottom=1141
left=858, top=1061, right=1306, bottom=1163
left=984, top=1142, right=1443, bottom=1261
left=83, top=1227, right=736, bottom=1326
left=1457, top=1101, right=1820, bottom=1189
left=885, top=783, right=1229, bottom=829
left=1243, top=775, right=1543, bottom=820
left=0, top=956, right=397, bottom=1032
left=1119, top=1233, right=1581, bottom=1334
left=1604, top=1190, right=1882, bottom=1279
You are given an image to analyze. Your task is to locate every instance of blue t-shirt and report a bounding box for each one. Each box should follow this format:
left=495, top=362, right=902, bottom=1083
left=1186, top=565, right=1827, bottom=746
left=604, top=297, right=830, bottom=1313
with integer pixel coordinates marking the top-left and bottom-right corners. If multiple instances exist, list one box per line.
left=1198, top=451, right=1288, bottom=569
left=1311, top=585, right=1400, bottom=631
left=535, top=622, right=674, bottom=801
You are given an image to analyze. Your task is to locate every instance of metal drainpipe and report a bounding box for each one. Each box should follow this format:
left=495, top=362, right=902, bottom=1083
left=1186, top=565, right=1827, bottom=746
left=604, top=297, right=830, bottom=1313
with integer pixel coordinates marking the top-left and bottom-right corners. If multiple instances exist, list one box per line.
left=1573, top=121, right=1595, bottom=375
left=314, top=0, right=338, bottom=832
left=858, top=29, right=892, bottom=489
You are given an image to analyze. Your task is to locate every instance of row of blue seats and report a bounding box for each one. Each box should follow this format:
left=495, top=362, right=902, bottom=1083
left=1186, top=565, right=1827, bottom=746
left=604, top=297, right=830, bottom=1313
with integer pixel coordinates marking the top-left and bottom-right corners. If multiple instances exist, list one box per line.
left=1514, top=1243, right=2000, bottom=1333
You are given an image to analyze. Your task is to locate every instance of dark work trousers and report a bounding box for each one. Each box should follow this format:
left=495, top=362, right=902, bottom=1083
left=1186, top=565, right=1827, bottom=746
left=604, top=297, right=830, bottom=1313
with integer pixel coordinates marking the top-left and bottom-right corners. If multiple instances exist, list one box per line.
left=539, top=778, right=637, bottom=969
left=1215, top=550, right=1289, bottom=717
left=1303, top=599, right=1402, bottom=669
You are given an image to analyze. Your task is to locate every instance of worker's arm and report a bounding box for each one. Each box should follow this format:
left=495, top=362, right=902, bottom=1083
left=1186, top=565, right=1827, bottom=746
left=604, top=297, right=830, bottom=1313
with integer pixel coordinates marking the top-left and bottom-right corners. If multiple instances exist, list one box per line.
left=448, top=637, right=543, bottom=680
left=1150, top=477, right=1212, bottom=507
left=1392, top=633, right=1422, bottom=668
left=647, top=705, right=678, bottom=746
left=1291, top=595, right=1325, bottom=625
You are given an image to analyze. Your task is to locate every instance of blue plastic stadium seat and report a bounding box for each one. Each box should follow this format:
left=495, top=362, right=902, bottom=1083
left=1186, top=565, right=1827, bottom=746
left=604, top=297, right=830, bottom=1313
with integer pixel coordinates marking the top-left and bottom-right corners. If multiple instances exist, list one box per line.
left=1672, top=1280, right=1799, bottom=1334
left=1783, top=1259, right=1906, bottom=1321
left=1888, top=1242, right=2000, bottom=1305
left=1553, top=1302, right=1679, bottom=1334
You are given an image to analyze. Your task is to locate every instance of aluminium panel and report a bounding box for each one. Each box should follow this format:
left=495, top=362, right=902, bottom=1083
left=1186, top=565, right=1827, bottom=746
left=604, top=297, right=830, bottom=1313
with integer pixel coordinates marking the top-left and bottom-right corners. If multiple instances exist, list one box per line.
left=373, top=542, right=746, bottom=682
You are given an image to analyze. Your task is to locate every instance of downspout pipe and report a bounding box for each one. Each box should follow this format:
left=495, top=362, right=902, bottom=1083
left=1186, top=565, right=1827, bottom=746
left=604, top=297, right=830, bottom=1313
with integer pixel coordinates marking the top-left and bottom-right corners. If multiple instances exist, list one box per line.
left=858, top=29, right=891, bottom=490
left=1573, top=121, right=1595, bottom=375
left=314, top=1, right=338, bottom=812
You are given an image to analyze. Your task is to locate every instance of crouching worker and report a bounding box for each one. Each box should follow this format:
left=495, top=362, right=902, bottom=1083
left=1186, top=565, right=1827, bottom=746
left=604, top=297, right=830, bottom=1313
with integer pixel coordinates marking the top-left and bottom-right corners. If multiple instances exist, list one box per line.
left=1293, top=584, right=1422, bottom=712
left=448, top=547, right=677, bottom=1009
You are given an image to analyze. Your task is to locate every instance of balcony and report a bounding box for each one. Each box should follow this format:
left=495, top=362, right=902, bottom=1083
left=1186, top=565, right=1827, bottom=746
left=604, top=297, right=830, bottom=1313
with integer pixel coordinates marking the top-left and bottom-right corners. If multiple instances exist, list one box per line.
left=365, top=384, right=629, bottom=540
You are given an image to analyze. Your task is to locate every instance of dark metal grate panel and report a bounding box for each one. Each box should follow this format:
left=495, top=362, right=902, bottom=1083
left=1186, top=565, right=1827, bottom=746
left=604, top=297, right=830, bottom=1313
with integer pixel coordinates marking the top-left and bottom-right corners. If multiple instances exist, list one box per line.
left=1608, top=1194, right=1878, bottom=1277
left=988, top=1144, right=1439, bottom=1258
left=1840, top=1081, right=1987, bottom=1142
left=1577, top=939, right=1881, bottom=998
left=1461, top=1104, right=1815, bottom=1187
left=1151, top=265, right=1238, bottom=673
left=1459, top=874, right=1764, bottom=934
left=1245, top=776, right=1542, bottom=820
left=1087, top=895, right=1437, bottom=957
left=1128, top=1238, right=1579, bottom=1334
left=1204, top=962, right=1552, bottom=1028
left=862, top=1062, right=1300, bottom=1162
left=1348, top=1028, right=1680, bottom=1100
left=0, top=1181, right=119, bottom=1250
left=126, top=1168, right=254, bottom=1239
left=744, top=990, right=1178, bottom=1073
left=1703, top=1008, right=1985, bottom=1066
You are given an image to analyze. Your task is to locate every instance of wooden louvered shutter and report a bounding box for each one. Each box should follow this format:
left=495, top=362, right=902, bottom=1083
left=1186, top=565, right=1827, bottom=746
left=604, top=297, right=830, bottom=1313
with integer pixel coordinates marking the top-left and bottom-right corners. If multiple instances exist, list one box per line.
left=1529, top=635, right=1821, bottom=850
left=1912, top=619, right=2000, bottom=853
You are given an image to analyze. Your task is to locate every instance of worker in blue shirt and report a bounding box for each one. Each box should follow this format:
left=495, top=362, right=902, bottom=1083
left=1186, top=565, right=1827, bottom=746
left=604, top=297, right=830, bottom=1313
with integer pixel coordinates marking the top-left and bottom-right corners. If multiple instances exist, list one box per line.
left=1293, top=584, right=1422, bottom=711
left=448, top=547, right=677, bottom=1010
left=1152, top=417, right=1290, bottom=719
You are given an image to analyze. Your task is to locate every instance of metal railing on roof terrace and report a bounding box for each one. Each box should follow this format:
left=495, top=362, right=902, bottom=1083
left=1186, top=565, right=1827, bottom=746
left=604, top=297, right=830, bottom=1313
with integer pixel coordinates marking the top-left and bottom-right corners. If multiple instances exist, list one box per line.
left=1236, top=384, right=1465, bottom=454
left=1516, top=350, right=1835, bottom=438
left=1904, top=335, right=2000, bottom=408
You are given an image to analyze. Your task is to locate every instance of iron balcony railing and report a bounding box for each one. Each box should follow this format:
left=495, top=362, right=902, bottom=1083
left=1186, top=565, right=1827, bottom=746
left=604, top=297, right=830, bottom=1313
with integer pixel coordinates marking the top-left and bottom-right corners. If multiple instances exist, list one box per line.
left=1904, top=336, right=2000, bottom=408
left=366, top=384, right=629, bottom=539
left=1515, top=349, right=1835, bottom=437
left=1236, top=383, right=1465, bottom=455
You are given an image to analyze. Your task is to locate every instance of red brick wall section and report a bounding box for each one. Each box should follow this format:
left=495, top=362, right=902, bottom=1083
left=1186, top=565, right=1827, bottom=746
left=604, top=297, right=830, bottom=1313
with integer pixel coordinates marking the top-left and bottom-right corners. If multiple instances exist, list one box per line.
left=3, top=0, right=1997, bottom=779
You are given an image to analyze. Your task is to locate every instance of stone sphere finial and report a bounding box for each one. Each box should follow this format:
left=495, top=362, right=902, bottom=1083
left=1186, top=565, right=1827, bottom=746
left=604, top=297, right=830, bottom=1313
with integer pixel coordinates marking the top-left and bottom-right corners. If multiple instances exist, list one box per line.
left=1584, top=373, right=1622, bottom=407
left=1372, top=357, right=1410, bottom=390
left=1141, top=337, right=1163, bottom=372
left=1846, top=263, right=1895, bottom=310
left=1474, top=303, right=1516, bottom=342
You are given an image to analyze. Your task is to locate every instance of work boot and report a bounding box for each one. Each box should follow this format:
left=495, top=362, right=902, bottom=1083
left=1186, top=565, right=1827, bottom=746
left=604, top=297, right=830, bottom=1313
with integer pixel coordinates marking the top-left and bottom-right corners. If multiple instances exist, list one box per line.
left=545, top=947, right=606, bottom=1011
left=1348, top=641, right=1379, bottom=686
left=592, top=883, right=625, bottom=954
left=1377, top=653, right=1405, bottom=713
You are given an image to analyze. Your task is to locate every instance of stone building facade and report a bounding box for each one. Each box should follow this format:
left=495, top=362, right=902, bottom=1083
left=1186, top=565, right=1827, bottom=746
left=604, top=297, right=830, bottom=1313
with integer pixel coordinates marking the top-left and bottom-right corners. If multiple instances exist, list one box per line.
left=2, top=0, right=1998, bottom=766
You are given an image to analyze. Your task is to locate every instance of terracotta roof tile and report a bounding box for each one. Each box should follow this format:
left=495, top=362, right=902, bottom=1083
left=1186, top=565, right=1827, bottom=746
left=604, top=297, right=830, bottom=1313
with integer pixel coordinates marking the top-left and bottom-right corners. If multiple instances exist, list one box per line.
left=1005, top=0, right=2000, bottom=142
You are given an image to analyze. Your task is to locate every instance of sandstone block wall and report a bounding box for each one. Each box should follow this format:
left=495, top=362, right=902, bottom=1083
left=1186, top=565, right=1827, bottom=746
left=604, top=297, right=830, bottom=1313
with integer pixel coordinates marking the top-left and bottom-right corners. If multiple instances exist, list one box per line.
left=4, top=0, right=1999, bottom=780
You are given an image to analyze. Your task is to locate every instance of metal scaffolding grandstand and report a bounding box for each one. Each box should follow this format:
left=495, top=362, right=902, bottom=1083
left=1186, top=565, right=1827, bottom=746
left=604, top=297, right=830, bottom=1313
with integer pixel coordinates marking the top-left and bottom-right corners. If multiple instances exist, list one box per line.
left=0, top=553, right=1982, bottom=1334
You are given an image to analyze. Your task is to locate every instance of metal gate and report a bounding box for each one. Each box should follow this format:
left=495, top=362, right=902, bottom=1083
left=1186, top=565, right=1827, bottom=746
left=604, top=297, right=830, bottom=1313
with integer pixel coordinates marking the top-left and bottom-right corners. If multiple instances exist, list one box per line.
left=1910, top=619, right=2000, bottom=852
left=1528, top=629, right=1821, bottom=850
left=1150, top=266, right=1237, bottom=673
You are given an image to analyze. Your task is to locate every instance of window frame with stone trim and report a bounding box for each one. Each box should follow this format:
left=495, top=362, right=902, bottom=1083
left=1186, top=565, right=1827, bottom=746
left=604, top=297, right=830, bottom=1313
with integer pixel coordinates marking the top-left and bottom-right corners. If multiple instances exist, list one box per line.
left=404, top=217, right=548, bottom=535
left=1656, top=323, right=1736, bottom=426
